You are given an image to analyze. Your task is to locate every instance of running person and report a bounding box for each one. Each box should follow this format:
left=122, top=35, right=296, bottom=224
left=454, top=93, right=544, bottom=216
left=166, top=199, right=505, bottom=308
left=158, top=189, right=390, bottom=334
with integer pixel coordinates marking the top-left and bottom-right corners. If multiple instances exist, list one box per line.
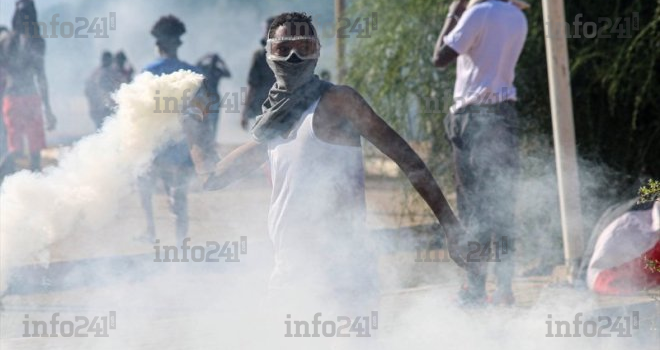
left=0, top=0, right=57, bottom=182
left=183, top=12, right=468, bottom=316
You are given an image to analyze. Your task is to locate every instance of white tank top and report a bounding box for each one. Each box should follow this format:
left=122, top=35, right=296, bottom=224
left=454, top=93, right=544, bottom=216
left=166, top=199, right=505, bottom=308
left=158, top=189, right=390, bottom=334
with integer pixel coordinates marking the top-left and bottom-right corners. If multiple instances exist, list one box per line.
left=266, top=99, right=373, bottom=293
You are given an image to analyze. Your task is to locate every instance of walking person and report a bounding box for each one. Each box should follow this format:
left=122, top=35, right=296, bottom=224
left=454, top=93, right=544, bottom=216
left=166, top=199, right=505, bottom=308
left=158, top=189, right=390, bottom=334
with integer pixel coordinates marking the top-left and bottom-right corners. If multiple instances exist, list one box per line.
left=0, top=0, right=57, bottom=183
left=138, top=15, right=207, bottom=245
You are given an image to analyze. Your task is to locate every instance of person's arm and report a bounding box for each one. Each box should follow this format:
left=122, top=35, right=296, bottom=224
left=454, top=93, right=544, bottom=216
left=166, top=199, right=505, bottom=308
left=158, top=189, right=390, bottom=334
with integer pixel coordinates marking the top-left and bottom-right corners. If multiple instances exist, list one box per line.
left=181, top=91, right=268, bottom=190
left=201, top=141, right=268, bottom=191
left=327, top=86, right=468, bottom=268
left=217, top=57, right=231, bottom=78
left=240, top=86, right=257, bottom=130
left=432, top=0, right=467, bottom=68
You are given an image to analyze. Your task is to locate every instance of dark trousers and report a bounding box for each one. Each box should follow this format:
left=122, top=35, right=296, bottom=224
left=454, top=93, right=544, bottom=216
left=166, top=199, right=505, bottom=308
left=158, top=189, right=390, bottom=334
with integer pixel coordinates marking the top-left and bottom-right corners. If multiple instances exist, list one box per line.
left=445, top=101, right=520, bottom=297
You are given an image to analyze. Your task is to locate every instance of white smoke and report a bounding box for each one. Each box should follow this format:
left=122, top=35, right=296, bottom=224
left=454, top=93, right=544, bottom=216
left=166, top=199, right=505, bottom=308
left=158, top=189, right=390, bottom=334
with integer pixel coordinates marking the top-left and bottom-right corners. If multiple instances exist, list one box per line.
left=0, top=70, right=204, bottom=291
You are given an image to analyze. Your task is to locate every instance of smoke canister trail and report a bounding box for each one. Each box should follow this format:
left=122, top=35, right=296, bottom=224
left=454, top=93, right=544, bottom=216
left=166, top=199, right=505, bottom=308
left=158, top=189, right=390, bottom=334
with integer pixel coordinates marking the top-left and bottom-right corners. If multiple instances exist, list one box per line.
left=0, top=70, right=204, bottom=292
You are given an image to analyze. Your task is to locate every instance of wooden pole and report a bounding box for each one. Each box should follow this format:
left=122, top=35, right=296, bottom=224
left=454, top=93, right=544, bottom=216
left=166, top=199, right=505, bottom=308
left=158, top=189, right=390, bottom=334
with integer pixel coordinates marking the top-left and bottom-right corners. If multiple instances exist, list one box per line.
left=335, top=0, right=346, bottom=83
left=541, top=0, right=584, bottom=282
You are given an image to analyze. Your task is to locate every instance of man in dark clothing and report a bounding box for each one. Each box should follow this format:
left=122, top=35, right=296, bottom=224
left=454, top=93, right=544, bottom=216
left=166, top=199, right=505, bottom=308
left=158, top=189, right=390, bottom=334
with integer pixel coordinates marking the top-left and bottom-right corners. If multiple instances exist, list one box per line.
left=0, top=0, right=57, bottom=182
left=84, top=51, right=123, bottom=129
left=240, top=17, right=276, bottom=130
left=196, top=53, right=230, bottom=137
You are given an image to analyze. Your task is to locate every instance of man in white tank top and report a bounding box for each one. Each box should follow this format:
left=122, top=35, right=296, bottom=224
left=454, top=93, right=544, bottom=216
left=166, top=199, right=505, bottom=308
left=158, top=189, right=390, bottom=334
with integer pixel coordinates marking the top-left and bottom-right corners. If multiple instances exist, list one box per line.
left=183, top=12, right=469, bottom=339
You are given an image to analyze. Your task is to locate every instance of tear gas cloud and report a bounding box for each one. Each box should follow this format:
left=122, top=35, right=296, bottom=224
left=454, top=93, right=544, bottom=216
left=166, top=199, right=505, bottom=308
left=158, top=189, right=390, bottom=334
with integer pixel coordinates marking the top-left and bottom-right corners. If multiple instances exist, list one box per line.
left=1, top=70, right=204, bottom=288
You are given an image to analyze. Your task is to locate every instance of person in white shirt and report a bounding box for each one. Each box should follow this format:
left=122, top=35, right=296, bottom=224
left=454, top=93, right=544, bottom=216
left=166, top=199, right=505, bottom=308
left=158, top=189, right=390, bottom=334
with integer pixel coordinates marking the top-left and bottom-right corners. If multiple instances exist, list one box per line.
left=433, top=0, right=528, bottom=306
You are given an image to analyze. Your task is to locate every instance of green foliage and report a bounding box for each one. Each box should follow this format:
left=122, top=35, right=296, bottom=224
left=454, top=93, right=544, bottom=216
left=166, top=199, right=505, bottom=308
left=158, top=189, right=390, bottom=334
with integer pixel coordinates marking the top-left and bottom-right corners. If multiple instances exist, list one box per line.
left=345, top=0, right=454, bottom=171
left=344, top=0, right=659, bottom=266
left=639, top=179, right=660, bottom=203
left=644, top=256, right=660, bottom=274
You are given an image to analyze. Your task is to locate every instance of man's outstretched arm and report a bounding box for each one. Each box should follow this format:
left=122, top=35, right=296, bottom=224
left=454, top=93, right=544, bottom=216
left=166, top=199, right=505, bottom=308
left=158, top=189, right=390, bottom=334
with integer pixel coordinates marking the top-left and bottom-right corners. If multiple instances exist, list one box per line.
left=182, top=92, right=268, bottom=191
left=327, top=86, right=467, bottom=268
left=201, top=141, right=268, bottom=191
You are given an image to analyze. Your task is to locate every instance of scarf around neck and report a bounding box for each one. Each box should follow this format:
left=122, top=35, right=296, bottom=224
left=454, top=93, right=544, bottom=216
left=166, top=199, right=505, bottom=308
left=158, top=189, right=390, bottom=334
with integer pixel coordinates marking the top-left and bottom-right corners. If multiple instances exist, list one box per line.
left=251, top=59, right=332, bottom=142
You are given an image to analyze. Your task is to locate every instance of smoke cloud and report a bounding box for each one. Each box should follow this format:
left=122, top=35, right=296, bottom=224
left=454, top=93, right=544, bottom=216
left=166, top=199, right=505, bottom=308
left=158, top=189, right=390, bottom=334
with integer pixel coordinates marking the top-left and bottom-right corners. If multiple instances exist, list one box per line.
left=0, top=70, right=204, bottom=290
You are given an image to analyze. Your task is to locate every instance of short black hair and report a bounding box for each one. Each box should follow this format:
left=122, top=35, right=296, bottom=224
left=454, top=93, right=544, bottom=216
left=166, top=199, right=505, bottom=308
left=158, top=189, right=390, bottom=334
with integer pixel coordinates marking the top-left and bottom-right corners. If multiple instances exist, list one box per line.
left=268, top=12, right=316, bottom=38
left=101, top=51, right=113, bottom=66
left=12, top=0, right=38, bottom=35
left=151, top=15, right=186, bottom=41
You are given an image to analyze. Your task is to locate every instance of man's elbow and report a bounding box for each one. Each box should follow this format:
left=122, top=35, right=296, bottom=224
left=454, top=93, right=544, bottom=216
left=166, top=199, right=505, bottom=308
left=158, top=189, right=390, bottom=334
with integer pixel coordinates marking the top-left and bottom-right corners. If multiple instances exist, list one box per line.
left=433, top=45, right=459, bottom=68
left=433, top=56, right=445, bottom=68
left=433, top=54, right=451, bottom=68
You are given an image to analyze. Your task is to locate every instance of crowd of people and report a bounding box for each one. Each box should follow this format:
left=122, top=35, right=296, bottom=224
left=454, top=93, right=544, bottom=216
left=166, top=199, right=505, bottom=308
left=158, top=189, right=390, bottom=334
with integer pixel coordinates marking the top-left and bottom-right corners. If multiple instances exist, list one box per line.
left=1, top=0, right=538, bottom=331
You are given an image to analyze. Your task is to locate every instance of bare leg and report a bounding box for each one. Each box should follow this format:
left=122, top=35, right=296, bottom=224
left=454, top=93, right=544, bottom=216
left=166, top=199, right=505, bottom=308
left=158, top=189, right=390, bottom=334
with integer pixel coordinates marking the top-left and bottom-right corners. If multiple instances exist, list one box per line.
left=0, top=151, right=17, bottom=185
left=138, top=172, right=156, bottom=242
left=170, top=185, right=189, bottom=246
left=29, top=152, right=41, bottom=171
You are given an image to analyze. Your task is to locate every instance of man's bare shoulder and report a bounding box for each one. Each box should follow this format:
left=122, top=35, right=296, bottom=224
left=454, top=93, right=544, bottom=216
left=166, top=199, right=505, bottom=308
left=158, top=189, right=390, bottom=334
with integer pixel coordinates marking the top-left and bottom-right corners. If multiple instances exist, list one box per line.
left=325, top=84, right=360, bottom=99
left=322, top=84, right=366, bottom=113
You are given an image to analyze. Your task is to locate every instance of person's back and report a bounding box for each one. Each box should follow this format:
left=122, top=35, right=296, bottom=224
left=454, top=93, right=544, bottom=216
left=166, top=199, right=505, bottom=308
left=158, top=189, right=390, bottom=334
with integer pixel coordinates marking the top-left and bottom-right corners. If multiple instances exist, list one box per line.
left=1, top=32, right=44, bottom=96
left=144, top=57, right=199, bottom=77
left=85, top=52, right=122, bottom=128
left=143, top=57, right=200, bottom=167
left=136, top=14, right=213, bottom=245
left=445, top=0, right=527, bottom=111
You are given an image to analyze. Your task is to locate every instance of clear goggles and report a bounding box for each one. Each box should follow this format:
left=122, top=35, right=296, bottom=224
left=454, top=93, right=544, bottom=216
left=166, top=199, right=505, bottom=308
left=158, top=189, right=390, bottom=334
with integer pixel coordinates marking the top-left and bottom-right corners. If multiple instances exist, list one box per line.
left=265, top=36, right=321, bottom=61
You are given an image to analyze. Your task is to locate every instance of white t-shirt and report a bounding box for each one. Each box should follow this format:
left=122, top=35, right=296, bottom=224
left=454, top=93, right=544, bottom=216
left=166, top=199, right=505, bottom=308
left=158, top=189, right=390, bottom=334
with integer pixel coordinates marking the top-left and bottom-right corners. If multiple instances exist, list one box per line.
left=444, top=0, right=528, bottom=112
